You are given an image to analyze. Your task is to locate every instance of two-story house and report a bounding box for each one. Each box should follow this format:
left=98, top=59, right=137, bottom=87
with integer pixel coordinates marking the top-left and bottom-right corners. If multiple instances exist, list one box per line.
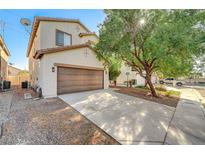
left=27, top=16, right=108, bottom=98
left=0, top=35, right=10, bottom=82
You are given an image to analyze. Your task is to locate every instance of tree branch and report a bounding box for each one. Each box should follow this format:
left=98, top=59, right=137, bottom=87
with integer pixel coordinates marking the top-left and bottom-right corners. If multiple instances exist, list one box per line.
left=121, top=55, right=146, bottom=78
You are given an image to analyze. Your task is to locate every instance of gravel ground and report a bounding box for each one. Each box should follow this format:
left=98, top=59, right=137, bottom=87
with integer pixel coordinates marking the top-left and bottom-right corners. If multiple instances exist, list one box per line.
left=0, top=88, right=119, bottom=145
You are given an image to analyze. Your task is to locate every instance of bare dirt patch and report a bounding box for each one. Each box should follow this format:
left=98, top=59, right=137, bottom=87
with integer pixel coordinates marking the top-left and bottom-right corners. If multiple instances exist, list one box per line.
left=112, top=86, right=180, bottom=108
left=0, top=88, right=119, bottom=145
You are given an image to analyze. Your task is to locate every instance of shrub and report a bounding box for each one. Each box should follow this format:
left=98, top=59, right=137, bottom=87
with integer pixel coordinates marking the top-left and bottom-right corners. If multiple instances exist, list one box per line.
left=155, top=85, right=167, bottom=92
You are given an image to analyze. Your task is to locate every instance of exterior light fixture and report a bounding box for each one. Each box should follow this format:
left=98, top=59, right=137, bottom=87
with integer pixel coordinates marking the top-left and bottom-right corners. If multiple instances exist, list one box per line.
left=52, top=67, right=55, bottom=72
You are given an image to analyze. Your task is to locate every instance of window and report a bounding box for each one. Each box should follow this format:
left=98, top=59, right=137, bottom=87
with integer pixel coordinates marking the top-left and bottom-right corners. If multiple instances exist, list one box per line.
left=56, top=30, right=72, bottom=46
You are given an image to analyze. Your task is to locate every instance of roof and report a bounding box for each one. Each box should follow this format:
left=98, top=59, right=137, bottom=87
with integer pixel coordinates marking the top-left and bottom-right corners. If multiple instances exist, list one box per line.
left=33, top=43, right=96, bottom=59
left=27, top=16, right=93, bottom=57
left=8, top=65, right=22, bottom=71
left=0, top=35, right=11, bottom=56
left=79, top=32, right=98, bottom=37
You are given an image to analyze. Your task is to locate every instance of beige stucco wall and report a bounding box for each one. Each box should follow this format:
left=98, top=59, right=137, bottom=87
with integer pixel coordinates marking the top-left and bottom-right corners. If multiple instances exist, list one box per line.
left=81, top=35, right=98, bottom=44
left=0, top=46, right=9, bottom=79
left=0, top=46, right=9, bottom=62
left=28, top=21, right=106, bottom=97
left=39, top=21, right=94, bottom=49
left=28, top=26, right=41, bottom=86
left=8, top=66, right=21, bottom=76
left=40, top=47, right=108, bottom=98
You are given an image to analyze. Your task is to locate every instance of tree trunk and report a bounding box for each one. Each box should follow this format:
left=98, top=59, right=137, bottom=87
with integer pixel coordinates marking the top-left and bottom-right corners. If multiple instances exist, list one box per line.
left=144, top=80, right=148, bottom=87
left=146, top=74, right=158, bottom=97
left=114, top=80, right=117, bottom=86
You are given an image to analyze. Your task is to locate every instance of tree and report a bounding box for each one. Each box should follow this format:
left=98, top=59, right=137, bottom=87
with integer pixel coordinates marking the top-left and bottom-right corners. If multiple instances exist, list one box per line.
left=108, top=58, right=121, bottom=86
left=17, top=70, right=29, bottom=77
left=192, top=55, right=205, bottom=78
left=96, top=10, right=205, bottom=97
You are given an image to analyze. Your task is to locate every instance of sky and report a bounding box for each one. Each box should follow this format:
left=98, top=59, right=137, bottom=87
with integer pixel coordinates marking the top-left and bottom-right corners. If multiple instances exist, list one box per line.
left=0, top=9, right=106, bottom=69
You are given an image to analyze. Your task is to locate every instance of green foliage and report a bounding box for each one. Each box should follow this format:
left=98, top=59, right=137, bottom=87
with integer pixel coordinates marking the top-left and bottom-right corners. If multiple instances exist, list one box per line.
left=135, top=85, right=181, bottom=97
left=108, top=58, right=121, bottom=81
left=163, top=90, right=181, bottom=97
left=96, top=10, right=205, bottom=78
left=155, top=85, right=167, bottom=92
left=17, top=70, right=29, bottom=77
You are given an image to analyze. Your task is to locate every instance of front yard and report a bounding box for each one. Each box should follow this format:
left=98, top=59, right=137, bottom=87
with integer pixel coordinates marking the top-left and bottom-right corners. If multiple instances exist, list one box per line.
left=1, top=86, right=205, bottom=144
left=112, top=85, right=180, bottom=107
left=0, top=88, right=118, bottom=145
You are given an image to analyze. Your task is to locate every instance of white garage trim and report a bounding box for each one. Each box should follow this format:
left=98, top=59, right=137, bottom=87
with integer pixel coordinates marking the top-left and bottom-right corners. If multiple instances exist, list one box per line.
left=54, top=63, right=104, bottom=71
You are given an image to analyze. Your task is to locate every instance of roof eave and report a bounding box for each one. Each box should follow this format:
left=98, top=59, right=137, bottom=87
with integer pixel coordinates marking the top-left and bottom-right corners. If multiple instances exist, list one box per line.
left=27, top=16, right=93, bottom=57
left=34, top=44, right=94, bottom=59
left=0, top=35, right=11, bottom=56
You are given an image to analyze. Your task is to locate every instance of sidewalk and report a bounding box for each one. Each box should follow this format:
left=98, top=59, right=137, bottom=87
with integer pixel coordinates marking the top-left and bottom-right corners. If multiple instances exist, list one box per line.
left=165, top=88, right=205, bottom=144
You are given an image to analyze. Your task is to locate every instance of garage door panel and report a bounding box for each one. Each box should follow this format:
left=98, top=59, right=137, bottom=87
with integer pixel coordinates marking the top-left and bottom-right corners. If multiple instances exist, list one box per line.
left=59, top=68, right=102, bottom=75
left=57, top=67, right=104, bottom=94
left=58, top=85, right=103, bottom=91
left=58, top=85, right=103, bottom=94
left=57, top=74, right=103, bottom=81
left=57, top=76, right=103, bottom=84
left=57, top=81, right=103, bottom=87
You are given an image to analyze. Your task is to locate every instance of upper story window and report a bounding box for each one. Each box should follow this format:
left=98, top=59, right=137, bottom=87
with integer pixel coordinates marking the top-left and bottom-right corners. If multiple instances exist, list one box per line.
left=56, top=30, right=72, bottom=46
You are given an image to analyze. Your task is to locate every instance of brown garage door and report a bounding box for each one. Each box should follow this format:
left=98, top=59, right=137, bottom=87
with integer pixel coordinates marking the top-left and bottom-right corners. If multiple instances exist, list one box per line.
left=57, top=66, right=104, bottom=94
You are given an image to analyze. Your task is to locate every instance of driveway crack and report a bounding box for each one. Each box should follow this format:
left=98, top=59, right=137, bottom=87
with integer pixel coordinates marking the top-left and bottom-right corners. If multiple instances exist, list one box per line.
left=162, top=104, right=177, bottom=144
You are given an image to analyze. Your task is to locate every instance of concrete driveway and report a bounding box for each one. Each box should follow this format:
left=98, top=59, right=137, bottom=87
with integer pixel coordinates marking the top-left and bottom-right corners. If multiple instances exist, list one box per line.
left=59, top=89, right=175, bottom=145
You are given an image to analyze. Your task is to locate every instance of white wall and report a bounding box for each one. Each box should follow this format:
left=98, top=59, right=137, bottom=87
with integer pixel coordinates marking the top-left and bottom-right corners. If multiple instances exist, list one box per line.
left=117, top=64, right=157, bottom=86
left=117, top=65, right=137, bottom=84
left=40, top=47, right=108, bottom=98
left=136, top=74, right=146, bottom=86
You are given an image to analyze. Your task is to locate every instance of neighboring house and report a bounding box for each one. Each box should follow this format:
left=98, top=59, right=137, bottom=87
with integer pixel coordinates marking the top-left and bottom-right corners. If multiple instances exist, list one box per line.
left=8, top=65, right=21, bottom=76
left=27, top=16, right=108, bottom=98
left=0, top=35, right=10, bottom=82
left=116, top=64, right=158, bottom=86
left=7, top=65, right=29, bottom=86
